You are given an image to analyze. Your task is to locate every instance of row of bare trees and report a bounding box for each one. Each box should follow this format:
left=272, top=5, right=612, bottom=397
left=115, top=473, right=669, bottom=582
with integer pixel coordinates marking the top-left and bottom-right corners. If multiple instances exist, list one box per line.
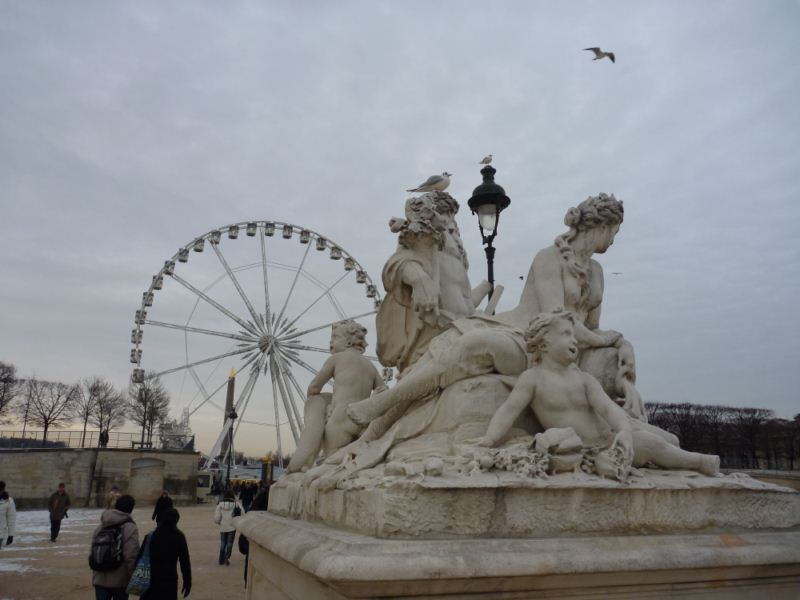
left=0, top=361, right=171, bottom=447
left=647, top=402, right=800, bottom=470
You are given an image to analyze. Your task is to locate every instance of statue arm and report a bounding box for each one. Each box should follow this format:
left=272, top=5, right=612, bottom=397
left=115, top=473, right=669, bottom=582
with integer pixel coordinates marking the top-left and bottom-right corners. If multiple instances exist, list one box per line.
left=399, top=261, right=440, bottom=324
left=481, top=371, right=537, bottom=446
left=533, top=254, right=618, bottom=348
left=307, top=355, right=337, bottom=396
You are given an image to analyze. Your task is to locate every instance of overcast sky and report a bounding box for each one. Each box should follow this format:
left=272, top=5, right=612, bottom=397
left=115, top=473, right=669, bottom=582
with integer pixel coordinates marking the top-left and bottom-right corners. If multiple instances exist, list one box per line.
left=1, top=1, right=798, bottom=456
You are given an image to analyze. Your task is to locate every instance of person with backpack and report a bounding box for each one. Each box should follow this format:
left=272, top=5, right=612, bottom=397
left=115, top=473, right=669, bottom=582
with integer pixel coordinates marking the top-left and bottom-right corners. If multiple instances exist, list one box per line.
left=0, top=481, right=16, bottom=550
left=140, top=507, right=191, bottom=599
left=213, top=491, right=241, bottom=566
left=90, top=494, right=140, bottom=600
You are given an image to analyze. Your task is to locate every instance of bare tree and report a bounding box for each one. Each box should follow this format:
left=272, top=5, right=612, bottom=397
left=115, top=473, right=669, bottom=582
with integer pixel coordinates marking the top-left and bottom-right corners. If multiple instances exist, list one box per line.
left=128, top=373, right=170, bottom=447
left=731, top=407, right=774, bottom=469
left=24, top=379, right=79, bottom=442
left=73, top=378, right=100, bottom=447
left=0, top=361, right=18, bottom=423
left=89, top=381, right=127, bottom=439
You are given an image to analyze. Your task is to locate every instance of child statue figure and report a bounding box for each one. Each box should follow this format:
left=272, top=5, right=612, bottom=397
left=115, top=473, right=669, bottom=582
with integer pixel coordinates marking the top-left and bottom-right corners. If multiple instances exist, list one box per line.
left=287, top=320, right=386, bottom=473
left=474, top=310, right=720, bottom=477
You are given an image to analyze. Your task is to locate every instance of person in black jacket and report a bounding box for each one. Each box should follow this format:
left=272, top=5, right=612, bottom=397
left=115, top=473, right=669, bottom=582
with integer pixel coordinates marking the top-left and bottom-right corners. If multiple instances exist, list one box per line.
left=239, top=485, right=269, bottom=587
left=141, top=508, right=191, bottom=599
left=151, top=490, right=174, bottom=522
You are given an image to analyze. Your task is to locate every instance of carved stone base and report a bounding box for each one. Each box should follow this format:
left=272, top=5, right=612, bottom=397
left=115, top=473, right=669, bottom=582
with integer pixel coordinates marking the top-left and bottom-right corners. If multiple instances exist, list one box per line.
left=236, top=512, right=800, bottom=599
left=269, top=470, right=800, bottom=538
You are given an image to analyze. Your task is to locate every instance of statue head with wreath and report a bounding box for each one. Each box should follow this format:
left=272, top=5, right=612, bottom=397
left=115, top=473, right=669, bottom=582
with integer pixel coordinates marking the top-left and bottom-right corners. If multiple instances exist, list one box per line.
left=389, top=194, right=444, bottom=250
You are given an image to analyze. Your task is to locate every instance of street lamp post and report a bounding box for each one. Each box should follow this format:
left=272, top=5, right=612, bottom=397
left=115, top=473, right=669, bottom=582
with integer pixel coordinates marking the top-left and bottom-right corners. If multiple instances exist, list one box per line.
left=467, top=164, right=511, bottom=302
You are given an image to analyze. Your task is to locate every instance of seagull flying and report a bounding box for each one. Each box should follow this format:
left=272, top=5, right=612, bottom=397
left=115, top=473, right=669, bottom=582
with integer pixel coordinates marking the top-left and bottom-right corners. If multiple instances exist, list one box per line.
left=407, top=172, right=451, bottom=193
left=479, top=154, right=493, bottom=165
left=583, top=47, right=615, bottom=63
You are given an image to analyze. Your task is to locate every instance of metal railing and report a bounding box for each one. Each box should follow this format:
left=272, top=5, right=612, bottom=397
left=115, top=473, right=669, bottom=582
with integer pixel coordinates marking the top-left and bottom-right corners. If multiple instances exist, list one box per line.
left=0, top=429, right=195, bottom=451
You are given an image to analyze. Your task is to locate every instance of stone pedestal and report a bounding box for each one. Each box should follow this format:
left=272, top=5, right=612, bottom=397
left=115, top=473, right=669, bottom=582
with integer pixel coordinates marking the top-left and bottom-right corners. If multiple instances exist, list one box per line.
left=237, top=512, right=800, bottom=599
left=269, top=470, right=800, bottom=538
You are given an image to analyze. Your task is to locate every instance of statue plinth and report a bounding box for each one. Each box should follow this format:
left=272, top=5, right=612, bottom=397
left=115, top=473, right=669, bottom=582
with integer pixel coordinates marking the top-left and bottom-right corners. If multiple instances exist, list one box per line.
left=268, top=470, right=799, bottom=538
left=236, top=511, right=800, bottom=599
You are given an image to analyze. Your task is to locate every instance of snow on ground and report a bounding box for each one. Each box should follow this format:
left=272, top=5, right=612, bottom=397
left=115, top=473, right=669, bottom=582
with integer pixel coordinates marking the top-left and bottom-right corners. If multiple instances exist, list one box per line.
left=0, top=508, right=103, bottom=575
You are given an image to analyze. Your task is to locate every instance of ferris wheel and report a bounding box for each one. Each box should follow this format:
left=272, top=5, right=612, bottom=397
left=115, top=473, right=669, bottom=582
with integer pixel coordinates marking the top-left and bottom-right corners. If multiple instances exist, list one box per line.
left=129, top=221, right=386, bottom=467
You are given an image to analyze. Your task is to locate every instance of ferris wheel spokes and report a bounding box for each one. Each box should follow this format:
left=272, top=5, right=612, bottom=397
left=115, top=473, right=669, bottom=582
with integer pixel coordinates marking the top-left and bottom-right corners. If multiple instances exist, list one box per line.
left=144, top=319, right=256, bottom=343
left=275, top=353, right=304, bottom=429
left=270, top=354, right=301, bottom=442
left=279, top=349, right=319, bottom=376
left=259, top=228, right=273, bottom=336
left=187, top=368, right=226, bottom=415
left=280, top=270, right=352, bottom=334
left=169, top=272, right=261, bottom=337
left=210, top=242, right=265, bottom=330
left=278, top=310, right=376, bottom=343
left=274, top=242, right=312, bottom=328
left=153, top=343, right=259, bottom=378
left=206, top=352, right=265, bottom=464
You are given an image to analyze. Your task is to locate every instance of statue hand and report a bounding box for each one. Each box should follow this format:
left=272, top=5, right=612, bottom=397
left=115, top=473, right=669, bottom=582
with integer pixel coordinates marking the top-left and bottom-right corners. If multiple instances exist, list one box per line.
left=611, top=430, right=634, bottom=466
left=412, top=280, right=440, bottom=323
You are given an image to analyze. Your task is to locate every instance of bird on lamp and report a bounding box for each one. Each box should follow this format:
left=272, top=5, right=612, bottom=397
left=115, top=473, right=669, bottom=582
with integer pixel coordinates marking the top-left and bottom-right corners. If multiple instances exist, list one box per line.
left=407, top=172, right=451, bottom=193
left=583, top=47, right=616, bottom=63
left=479, top=154, right=493, bottom=165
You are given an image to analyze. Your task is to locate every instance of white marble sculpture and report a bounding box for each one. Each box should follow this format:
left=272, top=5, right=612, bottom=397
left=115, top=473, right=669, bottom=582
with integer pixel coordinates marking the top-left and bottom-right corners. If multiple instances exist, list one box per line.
left=286, top=320, right=385, bottom=473
left=271, top=191, right=798, bottom=539
left=472, top=310, right=720, bottom=478
left=375, top=192, right=489, bottom=374
left=348, top=193, right=644, bottom=434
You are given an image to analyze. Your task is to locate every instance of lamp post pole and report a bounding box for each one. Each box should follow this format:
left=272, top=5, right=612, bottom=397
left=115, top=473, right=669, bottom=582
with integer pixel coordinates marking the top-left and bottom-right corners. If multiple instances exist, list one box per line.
left=484, top=240, right=496, bottom=300
left=467, top=164, right=511, bottom=306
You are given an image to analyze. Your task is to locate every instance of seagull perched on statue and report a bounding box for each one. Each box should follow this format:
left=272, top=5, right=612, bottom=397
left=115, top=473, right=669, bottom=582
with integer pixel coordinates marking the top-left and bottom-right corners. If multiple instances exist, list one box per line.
left=479, top=154, right=493, bottom=165
left=583, top=47, right=615, bottom=63
left=407, top=172, right=451, bottom=193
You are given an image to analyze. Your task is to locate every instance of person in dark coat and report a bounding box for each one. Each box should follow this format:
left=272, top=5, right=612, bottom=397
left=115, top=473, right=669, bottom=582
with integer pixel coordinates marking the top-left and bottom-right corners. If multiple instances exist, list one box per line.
left=141, top=508, right=191, bottom=599
left=239, top=485, right=269, bottom=587
left=151, top=490, right=174, bottom=522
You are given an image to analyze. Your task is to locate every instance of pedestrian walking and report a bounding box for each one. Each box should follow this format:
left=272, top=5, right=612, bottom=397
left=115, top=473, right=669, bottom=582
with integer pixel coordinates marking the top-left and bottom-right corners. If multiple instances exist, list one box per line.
left=0, top=481, right=16, bottom=550
left=48, top=482, right=71, bottom=542
left=239, top=485, right=269, bottom=586
left=152, top=490, right=174, bottom=523
left=213, top=491, right=241, bottom=566
left=105, top=485, right=122, bottom=509
left=90, top=494, right=140, bottom=600
left=141, top=508, right=191, bottom=599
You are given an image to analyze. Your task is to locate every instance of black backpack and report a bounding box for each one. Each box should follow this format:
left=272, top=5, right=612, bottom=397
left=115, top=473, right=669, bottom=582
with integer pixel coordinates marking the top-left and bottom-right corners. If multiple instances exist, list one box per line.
left=89, top=524, right=124, bottom=571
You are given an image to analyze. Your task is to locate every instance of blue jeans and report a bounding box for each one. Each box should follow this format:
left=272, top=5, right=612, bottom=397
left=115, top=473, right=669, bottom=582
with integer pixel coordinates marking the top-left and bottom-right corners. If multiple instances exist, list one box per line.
left=219, top=531, right=235, bottom=564
left=94, top=586, right=128, bottom=600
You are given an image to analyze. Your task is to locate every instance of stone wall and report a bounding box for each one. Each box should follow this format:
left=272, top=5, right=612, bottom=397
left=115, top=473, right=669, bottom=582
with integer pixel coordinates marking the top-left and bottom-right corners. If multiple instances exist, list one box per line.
left=0, top=448, right=199, bottom=508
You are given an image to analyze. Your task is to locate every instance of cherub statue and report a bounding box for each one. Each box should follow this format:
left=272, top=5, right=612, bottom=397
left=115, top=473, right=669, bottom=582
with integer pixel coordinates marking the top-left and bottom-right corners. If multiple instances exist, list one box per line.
left=474, top=310, right=720, bottom=477
left=286, top=320, right=386, bottom=473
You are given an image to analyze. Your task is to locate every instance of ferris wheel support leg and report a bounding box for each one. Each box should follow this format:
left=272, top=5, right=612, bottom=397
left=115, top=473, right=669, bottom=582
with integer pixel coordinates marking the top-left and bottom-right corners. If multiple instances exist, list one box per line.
left=270, top=355, right=301, bottom=443
left=268, top=361, right=284, bottom=470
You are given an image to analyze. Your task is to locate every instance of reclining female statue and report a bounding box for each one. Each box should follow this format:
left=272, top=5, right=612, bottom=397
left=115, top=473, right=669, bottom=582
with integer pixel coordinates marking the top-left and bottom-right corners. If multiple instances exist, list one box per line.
left=348, top=193, right=646, bottom=440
